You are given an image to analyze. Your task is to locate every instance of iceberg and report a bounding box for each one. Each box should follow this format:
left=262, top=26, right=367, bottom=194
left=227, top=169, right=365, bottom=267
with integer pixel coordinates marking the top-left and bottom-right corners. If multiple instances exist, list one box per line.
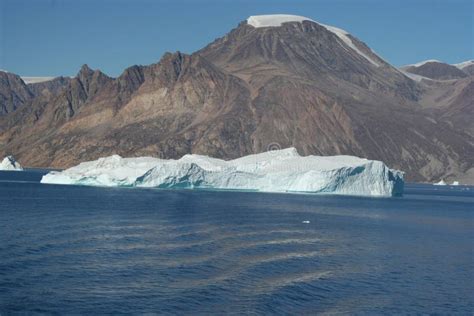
left=0, top=156, right=23, bottom=171
left=41, top=148, right=404, bottom=197
left=434, top=179, right=447, bottom=186
left=451, top=181, right=459, bottom=186
left=41, top=155, right=162, bottom=187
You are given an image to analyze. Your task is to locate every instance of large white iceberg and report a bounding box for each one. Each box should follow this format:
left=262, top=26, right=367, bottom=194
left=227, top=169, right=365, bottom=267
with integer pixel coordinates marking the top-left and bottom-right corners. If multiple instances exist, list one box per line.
left=0, top=156, right=23, bottom=171
left=41, top=148, right=404, bottom=197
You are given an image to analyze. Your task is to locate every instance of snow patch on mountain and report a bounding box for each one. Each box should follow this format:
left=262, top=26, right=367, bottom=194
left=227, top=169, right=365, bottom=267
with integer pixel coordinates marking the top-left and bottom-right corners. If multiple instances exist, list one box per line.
left=21, top=76, right=56, bottom=84
left=406, top=60, right=443, bottom=68
left=399, top=70, right=435, bottom=82
left=453, top=60, right=474, bottom=70
left=246, top=15, right=381, bottom=67
left=320, top=23, right=380, bottom=67
left=0, top=156, right=23, bottom=171
left=41, top=148, right=404, bottom=197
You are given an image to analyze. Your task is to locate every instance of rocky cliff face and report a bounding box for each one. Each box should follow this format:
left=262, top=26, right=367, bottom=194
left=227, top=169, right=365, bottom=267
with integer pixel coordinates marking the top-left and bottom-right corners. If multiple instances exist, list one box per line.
left=27, top=76, right=71, bottom=97
left=0, top=71, right=34, bottom=115
left=0, top=16, right=472, bottom=183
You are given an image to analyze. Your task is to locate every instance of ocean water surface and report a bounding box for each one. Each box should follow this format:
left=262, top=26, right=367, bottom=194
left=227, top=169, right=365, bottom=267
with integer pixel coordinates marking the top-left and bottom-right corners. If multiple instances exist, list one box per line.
left=0, top=170, right=473, bottom=314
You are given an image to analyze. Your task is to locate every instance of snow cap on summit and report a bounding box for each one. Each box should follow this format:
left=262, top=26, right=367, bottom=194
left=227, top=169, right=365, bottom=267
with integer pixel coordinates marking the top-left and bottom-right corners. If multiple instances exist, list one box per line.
left=247, top=15, right=314, bottom=28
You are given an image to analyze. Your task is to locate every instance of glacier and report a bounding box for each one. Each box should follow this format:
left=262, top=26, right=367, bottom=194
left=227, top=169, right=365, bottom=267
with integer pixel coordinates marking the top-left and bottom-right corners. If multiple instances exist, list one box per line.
left=0, top=156, right=23, bottom=171
left=41, top=148, right=404, bottom=197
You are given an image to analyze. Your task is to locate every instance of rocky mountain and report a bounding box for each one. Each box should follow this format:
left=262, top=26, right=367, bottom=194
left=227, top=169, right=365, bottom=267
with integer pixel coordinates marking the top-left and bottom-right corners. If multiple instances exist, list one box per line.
left=0, top=15, right=472, bottom=183
left=27, top=76, right=72, bottom=98
left=0, top=71, right=34, bottom=115
left=401, top=60, right=474, bottom=137
left=401, top=60, right=469, bottom=80
left=454, top=60, right=474, bottom=76
left=0, top=71, right=72, bottom=115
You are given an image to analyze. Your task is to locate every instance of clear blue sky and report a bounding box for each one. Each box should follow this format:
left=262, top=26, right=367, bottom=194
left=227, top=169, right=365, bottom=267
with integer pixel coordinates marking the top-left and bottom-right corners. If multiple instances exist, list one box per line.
left=1, top=0, right=472, bottom=77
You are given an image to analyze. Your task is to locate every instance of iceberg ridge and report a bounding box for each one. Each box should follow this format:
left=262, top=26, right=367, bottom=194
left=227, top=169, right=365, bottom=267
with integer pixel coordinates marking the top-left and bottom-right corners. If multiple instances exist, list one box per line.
left=41, top=148, right=404, bottom=197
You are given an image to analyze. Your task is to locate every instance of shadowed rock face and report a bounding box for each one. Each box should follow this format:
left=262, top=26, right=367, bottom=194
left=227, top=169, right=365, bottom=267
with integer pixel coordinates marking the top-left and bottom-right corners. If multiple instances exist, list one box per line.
left=0, top=71, right=73, bottom=116
left=403, top=61, right=468, bottom=80
left=0, top=71, right=33, bottom=115
left=0, top=18, right=473, bottom=183
left=27, top=77, right=72, bottom=97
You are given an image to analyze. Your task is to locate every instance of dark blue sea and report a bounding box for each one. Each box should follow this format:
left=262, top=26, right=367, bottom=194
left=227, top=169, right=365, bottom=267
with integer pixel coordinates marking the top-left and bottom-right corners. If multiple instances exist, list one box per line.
left=0, top=170, right=473, bottom=314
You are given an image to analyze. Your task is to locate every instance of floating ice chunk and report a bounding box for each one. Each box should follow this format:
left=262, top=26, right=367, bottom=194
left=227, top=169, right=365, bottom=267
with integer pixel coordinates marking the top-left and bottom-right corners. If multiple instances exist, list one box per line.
left=0, top=156, right=23, bottom=171
left=434, top=179, right=447, bottom=186
left=41, top=148, right=404, bottom=197
left=451, top=181, right=459, bottom=186
left=302, top=221, right=310, bottom=224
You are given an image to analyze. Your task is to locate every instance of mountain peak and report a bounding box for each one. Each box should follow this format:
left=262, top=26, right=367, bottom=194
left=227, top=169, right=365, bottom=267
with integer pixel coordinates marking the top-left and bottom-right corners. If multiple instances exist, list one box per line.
left=76, top=64, right=95, bottom=83
left=79, top=64, right=93, bottom=74
left=405, top=59, right=442, bottom=68
left=244, top=14, right=381, bottom=67
left=402, top=59, right=468, bottom=80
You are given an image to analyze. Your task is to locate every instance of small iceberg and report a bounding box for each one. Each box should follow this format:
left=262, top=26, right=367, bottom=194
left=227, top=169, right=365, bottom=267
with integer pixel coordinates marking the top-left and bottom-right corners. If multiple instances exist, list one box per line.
left=451, top=181, right=459, bottom=186
left=434, top=179, right=447, bottom=186
left=0, top=156, right=23, bottom=171
left=41, top=148, right=404, bottom=197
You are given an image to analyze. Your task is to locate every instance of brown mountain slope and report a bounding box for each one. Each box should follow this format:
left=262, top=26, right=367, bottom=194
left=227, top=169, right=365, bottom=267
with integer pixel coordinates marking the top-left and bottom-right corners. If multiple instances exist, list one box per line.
left=415, top=76, right=474, bottom=136
left=199, top=20, right=419, bottom=102
left=0, top=16, right=472, bottom=183
left=0, top=53, right=255, bottom=167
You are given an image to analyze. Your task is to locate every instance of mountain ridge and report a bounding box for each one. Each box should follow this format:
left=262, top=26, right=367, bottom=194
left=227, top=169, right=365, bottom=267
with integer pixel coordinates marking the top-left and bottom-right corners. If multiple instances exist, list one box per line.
left=0, top=15, right=472, bottom=183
